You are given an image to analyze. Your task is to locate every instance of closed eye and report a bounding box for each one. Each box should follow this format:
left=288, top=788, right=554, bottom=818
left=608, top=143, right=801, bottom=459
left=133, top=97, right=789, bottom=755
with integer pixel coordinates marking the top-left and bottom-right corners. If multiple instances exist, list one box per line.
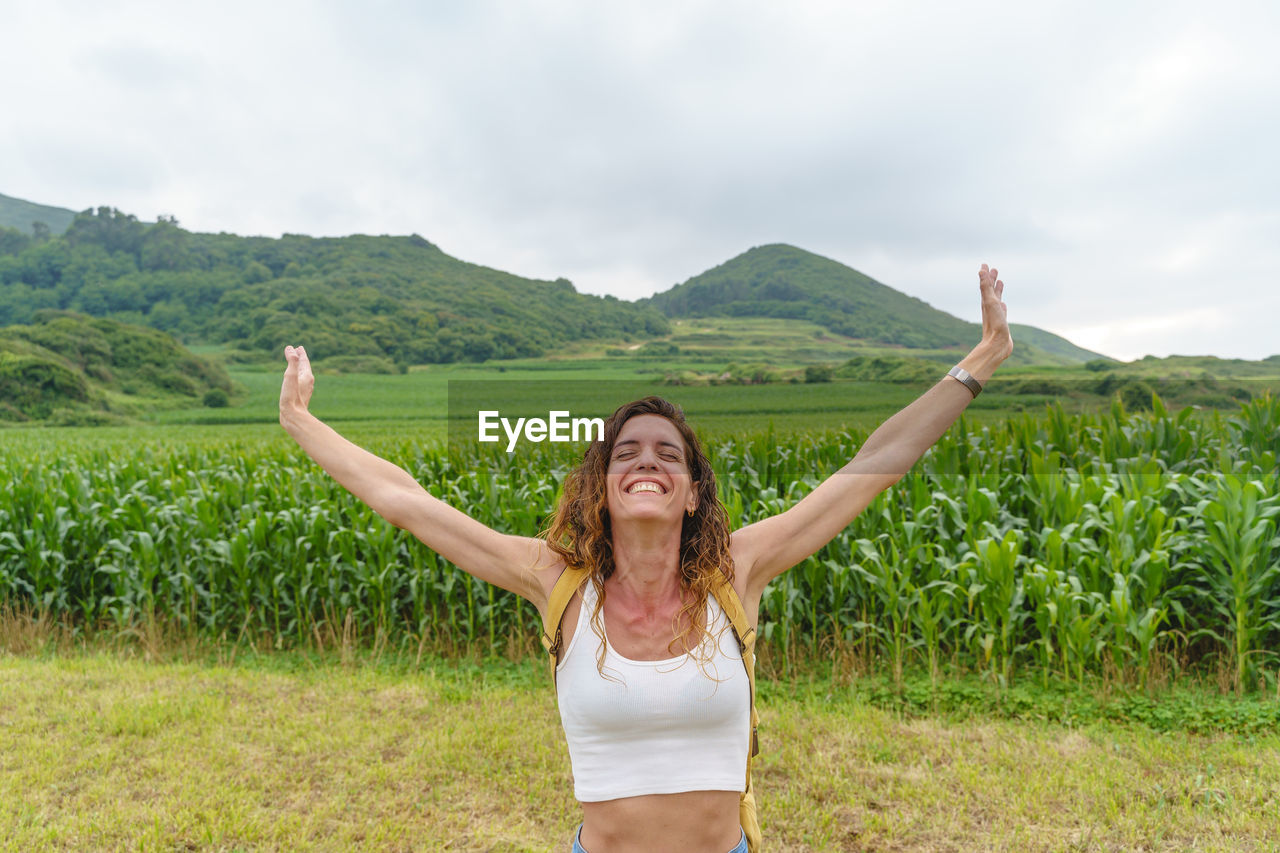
left=611, top=441, right=685, bottom=463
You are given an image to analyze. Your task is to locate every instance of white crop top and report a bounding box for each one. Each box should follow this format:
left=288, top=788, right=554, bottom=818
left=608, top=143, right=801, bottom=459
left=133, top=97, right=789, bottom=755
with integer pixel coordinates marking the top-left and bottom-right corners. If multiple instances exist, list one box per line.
left=555, top=580, right=751, bottom=802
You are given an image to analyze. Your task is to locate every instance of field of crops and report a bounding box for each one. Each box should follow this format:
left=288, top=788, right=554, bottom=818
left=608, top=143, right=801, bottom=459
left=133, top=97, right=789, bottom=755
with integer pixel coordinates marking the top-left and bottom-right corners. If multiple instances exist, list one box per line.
left=3, top=392, right=1278, bottom=693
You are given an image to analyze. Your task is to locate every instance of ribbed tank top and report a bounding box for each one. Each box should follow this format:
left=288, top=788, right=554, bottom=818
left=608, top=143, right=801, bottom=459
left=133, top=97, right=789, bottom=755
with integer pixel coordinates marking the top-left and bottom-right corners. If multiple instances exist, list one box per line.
left=555, top=580, right=751, bottom=802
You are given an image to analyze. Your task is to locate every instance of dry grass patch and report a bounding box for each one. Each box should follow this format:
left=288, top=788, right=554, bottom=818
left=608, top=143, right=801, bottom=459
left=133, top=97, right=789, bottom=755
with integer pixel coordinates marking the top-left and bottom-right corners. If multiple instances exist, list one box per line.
left=1, top=653, right=1278, bottom=851
left=759, top=692, right=1280, bottom=851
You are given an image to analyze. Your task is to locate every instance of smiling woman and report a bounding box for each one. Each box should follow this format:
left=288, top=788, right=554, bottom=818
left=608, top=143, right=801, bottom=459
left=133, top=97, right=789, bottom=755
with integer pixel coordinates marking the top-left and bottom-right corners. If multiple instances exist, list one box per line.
left=277, top=265, right=1013, bottom=852
left=544, top=401, right=734, bottom=673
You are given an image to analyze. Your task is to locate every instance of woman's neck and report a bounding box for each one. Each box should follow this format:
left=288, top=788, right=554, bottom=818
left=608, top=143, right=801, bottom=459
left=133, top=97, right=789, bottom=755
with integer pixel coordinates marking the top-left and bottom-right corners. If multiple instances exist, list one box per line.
left=609, top=524, right=684, bottom=609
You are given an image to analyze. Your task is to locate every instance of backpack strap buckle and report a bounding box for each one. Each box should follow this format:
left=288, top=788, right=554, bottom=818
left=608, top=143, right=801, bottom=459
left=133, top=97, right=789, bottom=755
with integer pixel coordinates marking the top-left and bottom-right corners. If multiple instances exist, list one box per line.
left=541, top=626, right=562, bottom=658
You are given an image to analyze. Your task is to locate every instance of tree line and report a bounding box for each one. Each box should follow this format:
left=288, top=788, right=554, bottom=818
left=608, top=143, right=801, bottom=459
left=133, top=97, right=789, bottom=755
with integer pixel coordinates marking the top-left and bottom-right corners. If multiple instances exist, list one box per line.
left=0, top=208, right=669, bottom=365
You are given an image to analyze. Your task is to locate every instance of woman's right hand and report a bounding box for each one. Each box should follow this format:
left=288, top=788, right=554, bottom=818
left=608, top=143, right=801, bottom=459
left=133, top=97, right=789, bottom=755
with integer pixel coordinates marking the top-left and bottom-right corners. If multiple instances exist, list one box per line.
left=279, top=345, right=315, bottom=424
left=978, top=264, right=1013, bottom=363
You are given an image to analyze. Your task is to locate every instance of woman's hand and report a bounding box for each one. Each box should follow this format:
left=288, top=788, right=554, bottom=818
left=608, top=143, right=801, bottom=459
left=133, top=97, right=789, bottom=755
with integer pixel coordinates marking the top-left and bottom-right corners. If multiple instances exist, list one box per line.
left=979, top=264, right=1013, bottom=362
left=279, top=345, right=315, bottom=425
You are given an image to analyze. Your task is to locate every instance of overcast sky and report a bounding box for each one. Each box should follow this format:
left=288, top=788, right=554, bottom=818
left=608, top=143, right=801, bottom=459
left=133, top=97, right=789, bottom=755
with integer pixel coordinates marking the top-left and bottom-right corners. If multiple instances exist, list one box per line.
left=3, top=0, right=1277, bottom=361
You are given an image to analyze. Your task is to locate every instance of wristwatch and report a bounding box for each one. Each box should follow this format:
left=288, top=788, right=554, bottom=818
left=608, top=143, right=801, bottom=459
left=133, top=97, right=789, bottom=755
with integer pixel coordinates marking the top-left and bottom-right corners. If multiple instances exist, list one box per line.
left=947, top=365, right=983, bottom=398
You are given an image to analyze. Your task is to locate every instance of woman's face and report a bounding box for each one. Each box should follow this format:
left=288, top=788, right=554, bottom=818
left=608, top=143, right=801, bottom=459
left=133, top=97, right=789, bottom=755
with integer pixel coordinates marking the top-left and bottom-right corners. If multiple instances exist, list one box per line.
left=605, top=414, right=698, bottom=526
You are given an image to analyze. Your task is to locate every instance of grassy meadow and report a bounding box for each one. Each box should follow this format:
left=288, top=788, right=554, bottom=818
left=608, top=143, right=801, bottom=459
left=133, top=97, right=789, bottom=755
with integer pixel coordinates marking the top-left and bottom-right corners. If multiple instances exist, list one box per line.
left=147, top=316, right=1280, bottom=437
left=3, top=650, right=1278, bottom=852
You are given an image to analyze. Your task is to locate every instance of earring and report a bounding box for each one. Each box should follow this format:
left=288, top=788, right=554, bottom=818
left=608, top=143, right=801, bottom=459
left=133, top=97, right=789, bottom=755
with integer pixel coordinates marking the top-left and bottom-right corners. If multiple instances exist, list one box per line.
left=687, top=508, right=695, bottom=517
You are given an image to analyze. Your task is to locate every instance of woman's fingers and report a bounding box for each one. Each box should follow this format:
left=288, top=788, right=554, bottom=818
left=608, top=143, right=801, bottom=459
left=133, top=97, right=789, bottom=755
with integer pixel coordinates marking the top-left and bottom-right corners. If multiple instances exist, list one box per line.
left=979, top=264, right=1000, bottom=289
left=979, top=265, right=1005, bottom=305
left=976, top=264, right=1012, bottom=359
left=284, top=345, right=312, bottom=371
left=281, top=345, right=315, bottom=413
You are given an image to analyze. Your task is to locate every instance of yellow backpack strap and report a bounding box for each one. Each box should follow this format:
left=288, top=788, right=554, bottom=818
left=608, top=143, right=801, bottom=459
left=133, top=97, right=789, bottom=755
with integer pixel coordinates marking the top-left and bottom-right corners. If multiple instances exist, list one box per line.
left=713, top=572, right=763, bottom=851
left=711, top=572, right=759, bottom=761
left=541, top=566, right=591, bottom=680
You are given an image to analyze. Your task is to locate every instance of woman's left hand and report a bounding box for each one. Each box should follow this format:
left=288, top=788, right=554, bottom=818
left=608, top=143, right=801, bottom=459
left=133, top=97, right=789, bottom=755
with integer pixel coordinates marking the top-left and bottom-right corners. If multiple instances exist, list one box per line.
left=279, top=345, right=316, bottom=425
left=978, top=264, right=1013, bottom=362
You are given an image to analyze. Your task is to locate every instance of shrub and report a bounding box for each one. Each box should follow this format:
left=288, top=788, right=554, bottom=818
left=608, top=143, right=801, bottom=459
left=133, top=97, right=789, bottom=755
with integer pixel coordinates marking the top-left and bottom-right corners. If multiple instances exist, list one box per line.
left=0, top=352, right=90, bottom=419
left=1006, top=378, right=1069, bottom=396
left=203, top=388, right=230, bottom=408
left=804, top=365, right=834, bottom=383
left=1119, top=380, right=1154, bottom=411
left=316, top=355, right=397, bottom=375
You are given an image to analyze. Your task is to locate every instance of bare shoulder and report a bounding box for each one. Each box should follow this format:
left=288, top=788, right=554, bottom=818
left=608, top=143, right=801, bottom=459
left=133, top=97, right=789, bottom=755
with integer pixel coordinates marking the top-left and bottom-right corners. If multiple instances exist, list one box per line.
left=517, top=536, right=570, bottom=619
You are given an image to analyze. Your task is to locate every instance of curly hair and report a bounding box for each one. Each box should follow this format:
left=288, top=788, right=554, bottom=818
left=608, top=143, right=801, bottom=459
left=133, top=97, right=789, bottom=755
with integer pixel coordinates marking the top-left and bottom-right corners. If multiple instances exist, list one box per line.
left=544, top=396, right=733, bottom=673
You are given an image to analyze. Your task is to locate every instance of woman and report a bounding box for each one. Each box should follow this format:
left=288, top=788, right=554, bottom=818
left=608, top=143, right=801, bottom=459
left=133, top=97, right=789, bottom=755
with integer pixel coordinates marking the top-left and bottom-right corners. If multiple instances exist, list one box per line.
left=278, top=265, right=1011, bottom=852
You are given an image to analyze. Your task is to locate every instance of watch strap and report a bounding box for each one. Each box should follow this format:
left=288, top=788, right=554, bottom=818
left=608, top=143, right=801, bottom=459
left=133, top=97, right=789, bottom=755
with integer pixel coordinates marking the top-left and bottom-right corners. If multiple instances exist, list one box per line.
left=947, top=365, right=983, bottom=398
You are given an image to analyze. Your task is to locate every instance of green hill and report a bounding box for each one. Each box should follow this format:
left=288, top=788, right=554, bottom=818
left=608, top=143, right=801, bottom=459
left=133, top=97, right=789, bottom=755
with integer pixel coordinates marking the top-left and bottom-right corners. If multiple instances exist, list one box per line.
left=0, top=206, right=669, bottom=365
left=1108, top=354, right=1280, bottom=380
left=644, top=244, right=1111, bottom=365
left=0, top=195, right=1126, bottom=371
left=644, top=244, right=975, bottom=347
left=0, top=312, right=232, bottom=423
left=0, top=192, right=76, bottom=236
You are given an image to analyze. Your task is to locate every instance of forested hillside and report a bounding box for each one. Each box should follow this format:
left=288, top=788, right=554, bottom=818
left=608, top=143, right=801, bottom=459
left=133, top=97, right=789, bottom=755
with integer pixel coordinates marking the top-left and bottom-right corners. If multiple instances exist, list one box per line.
left=645, top=244, right=1110, bottom=364
left=0, top=199, right=1118, bottom=369
left=643, top=244, right=980, bottom=348
left=0, top=207, right=669, bottom=365
left=0, top=312, right=231, bottom=422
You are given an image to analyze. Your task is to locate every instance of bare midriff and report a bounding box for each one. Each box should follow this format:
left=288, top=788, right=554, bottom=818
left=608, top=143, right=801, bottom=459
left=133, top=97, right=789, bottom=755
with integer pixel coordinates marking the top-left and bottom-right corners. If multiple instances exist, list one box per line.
left=579, top=790, right=742, bottom=852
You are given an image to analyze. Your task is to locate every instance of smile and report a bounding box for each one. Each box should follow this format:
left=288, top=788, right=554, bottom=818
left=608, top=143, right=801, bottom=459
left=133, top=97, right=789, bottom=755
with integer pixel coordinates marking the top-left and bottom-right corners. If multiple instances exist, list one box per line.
left=626, top=481, right=666, bottom=495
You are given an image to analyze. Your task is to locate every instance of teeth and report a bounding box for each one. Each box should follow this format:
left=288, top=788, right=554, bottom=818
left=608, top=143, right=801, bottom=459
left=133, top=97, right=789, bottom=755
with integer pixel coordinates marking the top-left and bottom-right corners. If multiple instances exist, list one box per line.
left=627, top=482, right=662, bottom=494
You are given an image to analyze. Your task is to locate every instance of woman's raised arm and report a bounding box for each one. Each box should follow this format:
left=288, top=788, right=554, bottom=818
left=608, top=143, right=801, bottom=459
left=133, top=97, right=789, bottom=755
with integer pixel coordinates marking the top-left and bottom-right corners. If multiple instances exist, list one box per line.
left=278, top=345, right=558, bottom=613
left=731, top=265, right=1012, bottom=599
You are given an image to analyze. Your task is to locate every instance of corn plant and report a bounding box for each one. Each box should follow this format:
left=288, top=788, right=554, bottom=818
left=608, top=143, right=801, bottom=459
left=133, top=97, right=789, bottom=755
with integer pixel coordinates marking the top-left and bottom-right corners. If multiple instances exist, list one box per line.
left=3, top=392, right=1279, bottom=691
left=1186, top=473, right=1280, bottom=693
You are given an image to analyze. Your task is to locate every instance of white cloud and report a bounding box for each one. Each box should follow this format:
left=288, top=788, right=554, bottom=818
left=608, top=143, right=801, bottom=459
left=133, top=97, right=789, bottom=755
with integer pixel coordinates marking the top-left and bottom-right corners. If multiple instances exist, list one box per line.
left=1059, top=307, right=1231, bottom=361
left=2, top=0, right=1277, bottom=360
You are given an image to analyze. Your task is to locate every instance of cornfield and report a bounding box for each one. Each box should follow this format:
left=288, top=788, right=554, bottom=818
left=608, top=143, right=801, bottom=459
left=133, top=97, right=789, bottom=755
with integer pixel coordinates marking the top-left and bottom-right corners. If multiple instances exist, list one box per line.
left=2, top=394, right=1278, bottom=692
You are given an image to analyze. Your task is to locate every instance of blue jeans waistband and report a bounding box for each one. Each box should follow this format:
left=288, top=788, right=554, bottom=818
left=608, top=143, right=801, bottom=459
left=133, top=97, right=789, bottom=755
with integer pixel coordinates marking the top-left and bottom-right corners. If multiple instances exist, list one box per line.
left=573, top=824, right=748, bottom=853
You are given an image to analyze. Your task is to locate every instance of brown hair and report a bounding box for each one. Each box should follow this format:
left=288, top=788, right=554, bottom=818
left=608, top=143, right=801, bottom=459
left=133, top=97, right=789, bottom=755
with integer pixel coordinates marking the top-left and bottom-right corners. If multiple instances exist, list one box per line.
left=544, top=396, right=733, bottom=670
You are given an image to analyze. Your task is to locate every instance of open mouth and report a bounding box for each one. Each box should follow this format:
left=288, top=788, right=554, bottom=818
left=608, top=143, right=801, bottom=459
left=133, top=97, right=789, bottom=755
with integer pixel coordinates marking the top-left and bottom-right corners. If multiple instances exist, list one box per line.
left=625, top=480, right=666, bottom=495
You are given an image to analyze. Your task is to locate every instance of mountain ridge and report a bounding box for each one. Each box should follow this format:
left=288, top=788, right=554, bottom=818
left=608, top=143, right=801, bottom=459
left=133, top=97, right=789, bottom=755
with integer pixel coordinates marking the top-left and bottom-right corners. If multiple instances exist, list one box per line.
left=0, top=203, right=668, bottom=364
left=645, top=243, right=1112, bottom=365
left=2, top=192, right=1112, bottom=363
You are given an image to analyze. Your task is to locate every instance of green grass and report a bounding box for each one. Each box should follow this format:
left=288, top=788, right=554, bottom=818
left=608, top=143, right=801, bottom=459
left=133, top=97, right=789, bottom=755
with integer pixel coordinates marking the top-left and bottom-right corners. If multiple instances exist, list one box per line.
left=2, top=650, right=1277, bottom=851
left=8, top=311, right=1272, bottom=431
left=139, top=358, right=1070, bottom=442
left=130, top=319, right=1279, bottom=437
